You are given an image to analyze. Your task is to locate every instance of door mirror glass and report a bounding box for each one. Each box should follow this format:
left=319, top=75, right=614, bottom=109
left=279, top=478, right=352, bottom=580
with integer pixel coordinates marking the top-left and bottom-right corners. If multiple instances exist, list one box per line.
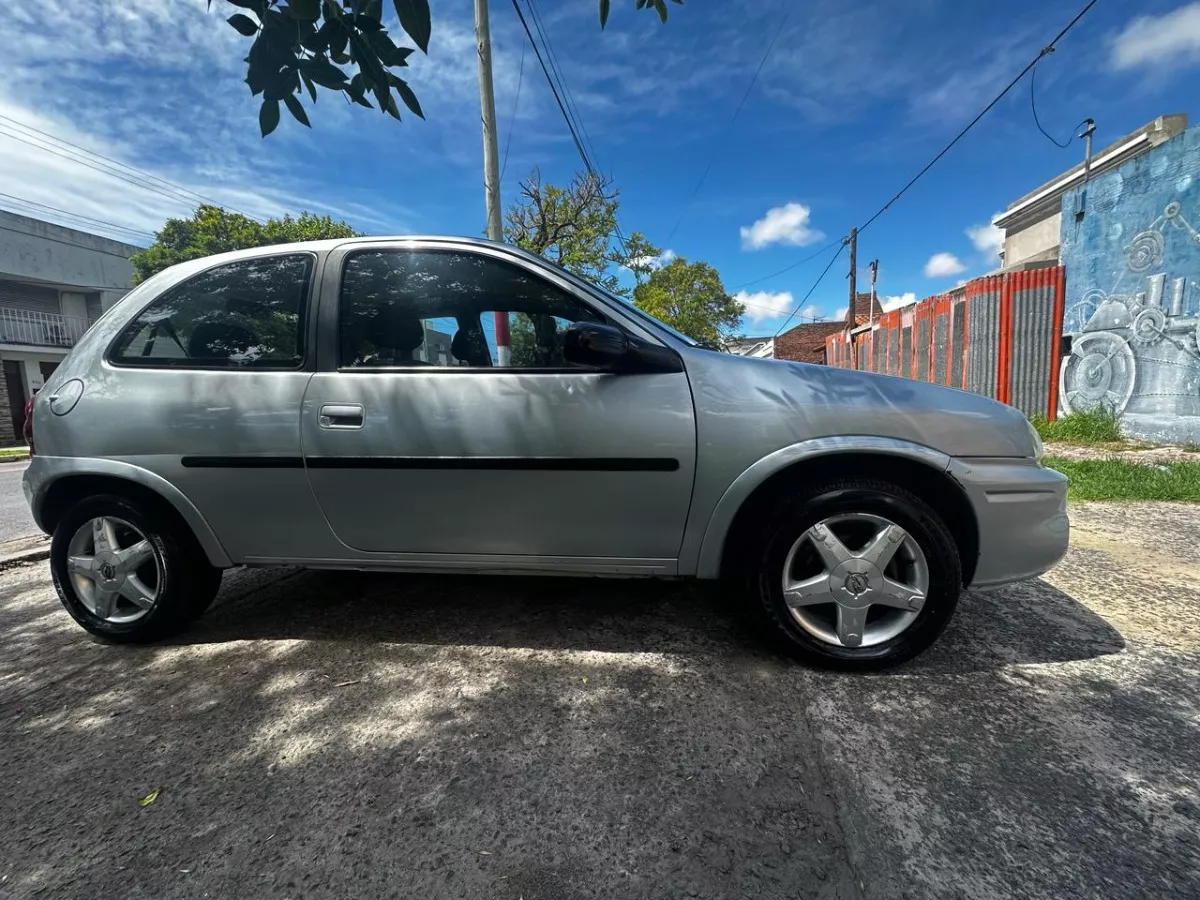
left=563, top=322, right=631, bottom=370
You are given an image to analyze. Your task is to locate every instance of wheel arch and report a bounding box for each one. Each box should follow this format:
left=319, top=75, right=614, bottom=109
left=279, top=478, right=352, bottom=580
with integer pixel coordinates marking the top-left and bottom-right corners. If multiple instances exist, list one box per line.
left=695, top=438, right=978, bottom=586
left=33, top=463, right=232, bottom=568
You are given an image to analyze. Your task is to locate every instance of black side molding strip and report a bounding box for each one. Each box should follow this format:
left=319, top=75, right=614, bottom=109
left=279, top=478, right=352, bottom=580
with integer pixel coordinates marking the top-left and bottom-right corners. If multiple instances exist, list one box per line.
left=182, top=455, right=680, bottom=472
left=181, top=456, right=303, bottom=469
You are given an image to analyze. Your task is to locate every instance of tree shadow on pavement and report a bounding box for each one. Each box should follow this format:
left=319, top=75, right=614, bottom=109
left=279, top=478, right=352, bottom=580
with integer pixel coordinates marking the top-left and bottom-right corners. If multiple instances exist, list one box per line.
left=185, top=569, right=1125, bottom=676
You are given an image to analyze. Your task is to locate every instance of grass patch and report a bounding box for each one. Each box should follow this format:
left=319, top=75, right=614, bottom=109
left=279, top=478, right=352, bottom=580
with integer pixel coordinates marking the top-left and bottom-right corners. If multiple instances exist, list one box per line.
left=1045, top=457, right=1200, bottom=501
left=1032, top=407, right=1124, bottom=445
left=0, top=446, right=28, bottom=457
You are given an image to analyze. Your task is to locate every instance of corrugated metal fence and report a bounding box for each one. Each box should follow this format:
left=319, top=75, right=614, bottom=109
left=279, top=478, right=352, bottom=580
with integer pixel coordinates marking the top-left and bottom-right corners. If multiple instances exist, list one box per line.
left=825, top=265, right=1066, bottom=419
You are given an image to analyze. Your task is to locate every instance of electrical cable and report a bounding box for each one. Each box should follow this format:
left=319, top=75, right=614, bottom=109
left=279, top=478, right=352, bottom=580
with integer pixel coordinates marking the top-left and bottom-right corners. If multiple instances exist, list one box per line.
left=772, top=240, right=847, bottom=337
left=0, top=192, right=154, bottom=241
left=763, top=0, right=1100, bottom=330
left=663, top=2, right=794, bottom=244
left=511, top=0, right=628, bottom=253
left=0, top=116, right=264, bottom=222
left=500, top=43, right=526, bottom=181
left=1029, top=56, right=1092, bottom=149
left=855, top=0, right=1099, bottom=236
left=731, top=237, right=846, bottom=292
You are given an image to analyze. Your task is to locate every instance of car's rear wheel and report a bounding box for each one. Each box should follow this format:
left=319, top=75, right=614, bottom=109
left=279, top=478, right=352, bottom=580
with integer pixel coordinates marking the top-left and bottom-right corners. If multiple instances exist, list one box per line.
left=50, top=495, right=223, bottom=642
left=746, top=477, right=962, bottom=670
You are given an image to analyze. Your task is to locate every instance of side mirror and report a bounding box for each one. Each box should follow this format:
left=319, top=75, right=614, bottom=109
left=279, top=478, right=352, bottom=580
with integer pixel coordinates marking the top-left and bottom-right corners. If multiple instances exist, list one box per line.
left=563, top=322, right=631, bottom=370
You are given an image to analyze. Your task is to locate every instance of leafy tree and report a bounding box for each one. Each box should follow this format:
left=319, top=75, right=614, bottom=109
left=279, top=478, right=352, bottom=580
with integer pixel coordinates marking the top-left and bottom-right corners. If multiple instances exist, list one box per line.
left=131, top=204, right=360, bottom=282
left=210, top=0, right=684, bottom=137
left=504, top=169, right=652, bottom=298
left=633, top=257, right=744, bottom=344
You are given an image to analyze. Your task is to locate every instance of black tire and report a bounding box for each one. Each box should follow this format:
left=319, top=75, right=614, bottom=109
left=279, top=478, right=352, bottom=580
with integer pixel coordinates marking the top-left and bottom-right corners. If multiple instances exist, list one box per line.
left=745, top=477, right=962, bottom=671
left=50, top=494, right=223, bottom=643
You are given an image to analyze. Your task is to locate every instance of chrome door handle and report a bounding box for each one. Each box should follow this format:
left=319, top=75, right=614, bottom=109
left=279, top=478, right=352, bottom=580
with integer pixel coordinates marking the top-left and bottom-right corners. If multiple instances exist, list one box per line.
left=319, top=403, right=364, bottom=428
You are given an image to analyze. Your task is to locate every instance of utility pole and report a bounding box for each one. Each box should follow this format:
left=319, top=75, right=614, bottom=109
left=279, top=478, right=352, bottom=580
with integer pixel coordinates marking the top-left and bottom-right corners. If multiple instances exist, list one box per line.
left=474, top=0, right=510, bottom=365
left=868, top=258, right=878, bottom=328
left=846, top=227, right=858, bottom=368
left=847, top=227, right=858, bottom=324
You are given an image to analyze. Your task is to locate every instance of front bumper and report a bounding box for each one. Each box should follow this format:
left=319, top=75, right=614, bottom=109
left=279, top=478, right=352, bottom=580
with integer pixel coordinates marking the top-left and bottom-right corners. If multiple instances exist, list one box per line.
left=949, top=457, right=1069, bottom=588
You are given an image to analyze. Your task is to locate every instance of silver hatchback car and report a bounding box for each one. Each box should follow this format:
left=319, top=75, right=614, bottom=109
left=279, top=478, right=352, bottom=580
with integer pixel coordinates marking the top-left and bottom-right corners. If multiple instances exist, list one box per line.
left=24, top=236, right=1068, bottom=668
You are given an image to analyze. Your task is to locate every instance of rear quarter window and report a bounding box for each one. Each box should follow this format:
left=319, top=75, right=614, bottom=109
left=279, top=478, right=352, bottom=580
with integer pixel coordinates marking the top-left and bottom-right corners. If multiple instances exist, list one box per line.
left=109, top=254, right=314, bottom=369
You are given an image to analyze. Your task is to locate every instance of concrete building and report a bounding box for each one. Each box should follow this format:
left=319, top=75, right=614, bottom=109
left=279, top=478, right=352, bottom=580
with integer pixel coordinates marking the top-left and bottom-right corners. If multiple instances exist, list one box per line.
left=994, top=114, right=1187, bottom=271
left=0, top=211, right=138, bottom=443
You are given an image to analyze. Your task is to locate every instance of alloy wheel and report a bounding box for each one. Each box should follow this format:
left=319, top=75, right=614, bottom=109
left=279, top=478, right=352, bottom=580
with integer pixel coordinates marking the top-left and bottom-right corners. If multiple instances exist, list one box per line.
left=66, top=516, right=162, bottom=624
left=781, top=512, right=929, bottom=649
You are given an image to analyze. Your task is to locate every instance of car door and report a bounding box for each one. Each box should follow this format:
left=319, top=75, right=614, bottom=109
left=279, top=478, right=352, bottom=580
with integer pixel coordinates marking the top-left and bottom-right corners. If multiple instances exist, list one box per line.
left=300, top=240, right=696, bottom=565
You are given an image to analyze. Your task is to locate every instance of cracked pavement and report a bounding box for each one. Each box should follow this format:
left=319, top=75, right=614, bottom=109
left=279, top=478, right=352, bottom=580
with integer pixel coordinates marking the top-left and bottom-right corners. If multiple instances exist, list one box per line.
left=1, top=502, right=1198, bottom=899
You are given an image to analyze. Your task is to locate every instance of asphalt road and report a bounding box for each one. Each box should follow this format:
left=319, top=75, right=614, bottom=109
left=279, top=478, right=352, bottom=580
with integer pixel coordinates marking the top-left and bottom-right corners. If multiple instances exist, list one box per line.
left=0, top=461, right=36, bottom=544
left=1, top=502, right=1198, bottom=900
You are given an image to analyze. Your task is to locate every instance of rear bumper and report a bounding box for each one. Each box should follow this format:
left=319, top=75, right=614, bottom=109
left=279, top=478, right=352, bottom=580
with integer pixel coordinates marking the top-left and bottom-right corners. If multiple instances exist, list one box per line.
left=949, top=457, right=1069, bottom=589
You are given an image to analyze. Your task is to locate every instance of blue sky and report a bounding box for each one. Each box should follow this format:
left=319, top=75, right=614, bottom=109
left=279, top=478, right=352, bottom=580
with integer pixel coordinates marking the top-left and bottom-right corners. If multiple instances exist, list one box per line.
left=2, top=0, right=1199, bottom=333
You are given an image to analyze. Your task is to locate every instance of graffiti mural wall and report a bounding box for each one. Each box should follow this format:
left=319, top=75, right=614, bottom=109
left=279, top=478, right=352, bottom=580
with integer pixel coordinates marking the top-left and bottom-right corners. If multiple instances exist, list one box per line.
left=1060, top=124, right=1200, bottom=442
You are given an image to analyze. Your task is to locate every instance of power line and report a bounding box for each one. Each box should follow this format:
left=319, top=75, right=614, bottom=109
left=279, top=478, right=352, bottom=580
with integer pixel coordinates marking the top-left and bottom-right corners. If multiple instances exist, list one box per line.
left=763, top=0, right=1100, bottom=329
left=731, top=237, right=846, bottom=292
left=856, top=0, right=1099, bottom=236
left=0, top=115, right=265, bottom=222
left=772, top=240, right=847, bottom=337
left=664, top=3, right=794, bottom=244
left=0, top=191, right=154, bottom=241
left=500, top=43, right=526, bottom=181
left=511, top=0, right=594, bottom=179
left=1029, top=56, right=1091, bottom=149
left=510, top=0, right=628, bottom=253
left=526, top=0, right=602, bottom=171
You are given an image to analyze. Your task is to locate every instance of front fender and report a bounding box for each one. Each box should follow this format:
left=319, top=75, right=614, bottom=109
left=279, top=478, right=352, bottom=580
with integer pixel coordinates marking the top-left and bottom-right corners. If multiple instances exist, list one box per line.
left=690, top=436, right=952, bottom=579
left=25, top=455, right=234, bottom=568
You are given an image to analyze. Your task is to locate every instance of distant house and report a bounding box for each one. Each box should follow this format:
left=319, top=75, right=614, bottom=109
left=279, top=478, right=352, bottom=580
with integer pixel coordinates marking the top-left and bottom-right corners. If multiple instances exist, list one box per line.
left=0, top=211, right=138, bottom=444
left=845, top=290, right=885, bottom=327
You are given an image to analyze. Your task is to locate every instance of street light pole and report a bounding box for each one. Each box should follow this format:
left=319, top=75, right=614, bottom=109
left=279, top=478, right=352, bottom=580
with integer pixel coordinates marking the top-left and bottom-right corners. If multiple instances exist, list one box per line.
left=474, top=0, right=510, bottom=364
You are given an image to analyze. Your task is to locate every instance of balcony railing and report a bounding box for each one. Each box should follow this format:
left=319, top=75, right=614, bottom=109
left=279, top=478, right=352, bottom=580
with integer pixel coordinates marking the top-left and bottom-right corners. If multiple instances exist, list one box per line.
left=0, top=307, right=93, bottom=348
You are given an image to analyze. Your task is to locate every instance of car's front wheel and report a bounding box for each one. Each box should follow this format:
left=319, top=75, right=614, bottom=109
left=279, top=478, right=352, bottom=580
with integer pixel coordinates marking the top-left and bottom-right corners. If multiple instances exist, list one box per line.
left=50, top=495, right=223, bottom=642
left=747, top=477, right=962, bottom=670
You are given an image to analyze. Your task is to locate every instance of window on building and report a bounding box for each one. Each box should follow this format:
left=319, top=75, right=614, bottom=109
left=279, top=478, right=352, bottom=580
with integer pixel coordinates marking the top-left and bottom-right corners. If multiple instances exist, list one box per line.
left=110, top=254, right=313, bottom=368
left=338, top=249, right=607, bottom=369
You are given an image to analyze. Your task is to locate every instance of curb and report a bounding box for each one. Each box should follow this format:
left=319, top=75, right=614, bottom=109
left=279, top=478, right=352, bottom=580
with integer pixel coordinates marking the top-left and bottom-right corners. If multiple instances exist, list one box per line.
left=0, top=544, right=50, bottom=571
left=0, top=454, right=29, bottom=464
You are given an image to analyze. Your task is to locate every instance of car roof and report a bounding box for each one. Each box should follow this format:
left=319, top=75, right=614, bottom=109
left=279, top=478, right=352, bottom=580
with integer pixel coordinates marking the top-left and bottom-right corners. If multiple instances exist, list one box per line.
left=197, top=235, right=538, bottom=262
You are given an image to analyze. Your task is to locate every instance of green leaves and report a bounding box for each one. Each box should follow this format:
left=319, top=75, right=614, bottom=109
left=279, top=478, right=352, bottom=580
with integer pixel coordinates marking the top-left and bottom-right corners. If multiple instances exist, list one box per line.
left=392, top=0, right=431, bottom=53
left=259, top=98, right=280, bottom=137
left=283, top=93, right=311, bottom=127
left=388, top=74, right=424, bottom=118
left=633, top=257, right=740, bottom=344
left=221, top=0, right=683, bottom=139
left=227, top=13, right=259, bottom=36
left=300, top=58, right=348, bottom=90
left=285, top=0, right=320, bottom=21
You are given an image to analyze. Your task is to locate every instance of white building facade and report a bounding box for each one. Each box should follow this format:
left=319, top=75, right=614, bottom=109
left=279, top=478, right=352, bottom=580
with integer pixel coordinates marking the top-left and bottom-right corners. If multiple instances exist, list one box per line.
left=0, top=211, right=138, bottom=443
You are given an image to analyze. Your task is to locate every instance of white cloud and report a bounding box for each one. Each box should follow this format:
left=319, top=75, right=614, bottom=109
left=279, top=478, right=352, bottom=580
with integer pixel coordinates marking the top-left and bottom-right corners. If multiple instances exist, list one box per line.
left=966, top=214, right=1004, bottom=258
left=924, top=252, right=966, bottom=278
left=800, top=304, right=821, bottom=320
left=740, top=202, right=823, bottom=250
left=736, top=289, right=794, bottom=325
left=831, top=306, right=848, bottom=322
left=625, top=248, right=676, bottom=272
left=881, top=292, right=917, bottom=311
left=1111, top=2, right=1200, bottom=70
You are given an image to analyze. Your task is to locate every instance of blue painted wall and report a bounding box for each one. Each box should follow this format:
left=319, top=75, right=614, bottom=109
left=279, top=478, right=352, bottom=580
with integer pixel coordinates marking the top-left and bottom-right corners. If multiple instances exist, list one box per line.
left=1060, top=125, right=1200, bottom=443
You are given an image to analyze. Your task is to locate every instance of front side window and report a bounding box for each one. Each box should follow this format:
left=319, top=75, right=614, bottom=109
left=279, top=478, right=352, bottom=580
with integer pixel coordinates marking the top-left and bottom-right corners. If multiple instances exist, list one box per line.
left=110, top=254, right=314, bottom=368
left=338, top=249, right=606, bottom=369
